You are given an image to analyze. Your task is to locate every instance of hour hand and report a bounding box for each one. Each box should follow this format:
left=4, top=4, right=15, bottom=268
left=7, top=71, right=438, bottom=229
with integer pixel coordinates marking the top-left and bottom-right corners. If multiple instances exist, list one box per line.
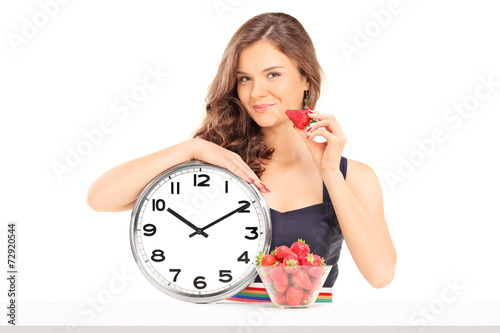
left=167, top=208, right=209, bottom=238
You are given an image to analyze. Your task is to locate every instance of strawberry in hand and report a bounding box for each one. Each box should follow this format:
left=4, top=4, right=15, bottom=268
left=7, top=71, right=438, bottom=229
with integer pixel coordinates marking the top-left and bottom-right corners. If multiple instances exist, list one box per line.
left=285, top=108, right=318, bottom=130
left=292, top=107, right=347, bottom=174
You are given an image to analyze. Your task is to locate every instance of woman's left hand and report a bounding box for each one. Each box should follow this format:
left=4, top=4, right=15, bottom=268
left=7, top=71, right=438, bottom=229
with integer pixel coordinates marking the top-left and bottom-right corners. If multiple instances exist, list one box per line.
left=294, top=108, right=347, bottom=173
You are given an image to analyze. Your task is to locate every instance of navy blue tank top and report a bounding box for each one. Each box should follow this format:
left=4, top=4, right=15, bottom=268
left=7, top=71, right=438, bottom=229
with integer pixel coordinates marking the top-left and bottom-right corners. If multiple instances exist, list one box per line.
left=255, top=156, right=347, bottom=288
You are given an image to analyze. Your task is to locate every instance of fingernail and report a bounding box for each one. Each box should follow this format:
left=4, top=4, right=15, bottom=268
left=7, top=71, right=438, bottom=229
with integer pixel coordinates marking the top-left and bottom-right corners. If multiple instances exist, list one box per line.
left=306, top=127, right=312, bottom=132
left=249, top=178, right=255, bottom=182
left=261, top=183, right=271, bottom=193
left=306, top=134, right=311, bottom=140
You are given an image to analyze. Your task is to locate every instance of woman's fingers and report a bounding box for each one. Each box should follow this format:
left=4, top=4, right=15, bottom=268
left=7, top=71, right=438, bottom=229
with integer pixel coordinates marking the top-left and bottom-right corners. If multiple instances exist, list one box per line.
left=228, top=155, right=270, bottom=193
left=307, top=127, right=347, bottom=148
left=307, top=112, right=346, bottom=139
left=195, top=139, right=269, bottom=193
left=214, top=151, right=269, bottom=194
left=306, top=119, right=330, bottom=133
left=307, top=127, right=334, bottom=141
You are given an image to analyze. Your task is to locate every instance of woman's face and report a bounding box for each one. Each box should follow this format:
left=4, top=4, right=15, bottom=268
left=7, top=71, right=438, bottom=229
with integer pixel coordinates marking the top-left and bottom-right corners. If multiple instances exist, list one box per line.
left=236, top=39, right=310, bottom=128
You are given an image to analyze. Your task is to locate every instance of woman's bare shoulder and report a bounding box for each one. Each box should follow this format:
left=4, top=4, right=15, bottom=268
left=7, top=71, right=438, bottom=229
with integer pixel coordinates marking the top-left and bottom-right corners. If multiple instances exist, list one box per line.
left=344, top=158, right=380, bottom=185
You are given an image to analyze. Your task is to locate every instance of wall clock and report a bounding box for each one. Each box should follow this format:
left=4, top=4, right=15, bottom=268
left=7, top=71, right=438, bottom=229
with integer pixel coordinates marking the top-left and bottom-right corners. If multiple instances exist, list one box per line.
left=130, top=160, right=272, bottom=303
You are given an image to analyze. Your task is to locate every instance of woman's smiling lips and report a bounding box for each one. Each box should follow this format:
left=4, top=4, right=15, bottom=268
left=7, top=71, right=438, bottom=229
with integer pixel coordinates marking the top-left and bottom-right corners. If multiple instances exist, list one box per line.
left=253, top=104, right=275, bottom=113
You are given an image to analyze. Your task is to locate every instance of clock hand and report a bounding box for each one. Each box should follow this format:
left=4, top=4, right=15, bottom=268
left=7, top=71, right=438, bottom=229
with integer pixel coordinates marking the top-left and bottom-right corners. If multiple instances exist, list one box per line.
left=189, top=201, right=251, bottom=238
left=167, top=208, right=209, bottom=238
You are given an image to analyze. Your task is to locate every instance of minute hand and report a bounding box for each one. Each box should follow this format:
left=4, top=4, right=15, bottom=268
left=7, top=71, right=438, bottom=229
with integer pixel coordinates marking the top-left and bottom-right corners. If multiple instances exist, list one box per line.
left=189, top=201, right=251, bottom=238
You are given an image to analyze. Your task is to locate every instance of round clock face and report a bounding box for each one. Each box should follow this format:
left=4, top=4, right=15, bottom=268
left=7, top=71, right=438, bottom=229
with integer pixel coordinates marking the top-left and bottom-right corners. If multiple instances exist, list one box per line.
left=130, top=161, right=272, bottom=303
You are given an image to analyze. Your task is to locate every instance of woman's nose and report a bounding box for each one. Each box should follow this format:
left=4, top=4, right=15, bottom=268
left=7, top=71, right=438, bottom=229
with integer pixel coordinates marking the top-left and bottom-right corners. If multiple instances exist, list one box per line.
left=250, top=79, right=268, bottom=100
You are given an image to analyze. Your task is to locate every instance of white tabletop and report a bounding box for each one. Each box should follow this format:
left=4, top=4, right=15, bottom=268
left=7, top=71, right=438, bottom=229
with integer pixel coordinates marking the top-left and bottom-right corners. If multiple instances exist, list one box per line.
left=16, top=302, right=500, bottom=326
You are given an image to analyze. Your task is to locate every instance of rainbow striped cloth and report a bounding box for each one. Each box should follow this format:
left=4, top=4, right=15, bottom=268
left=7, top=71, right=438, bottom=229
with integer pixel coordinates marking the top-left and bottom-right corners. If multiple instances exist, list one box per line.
left=221, top=282, right=332, bottom=303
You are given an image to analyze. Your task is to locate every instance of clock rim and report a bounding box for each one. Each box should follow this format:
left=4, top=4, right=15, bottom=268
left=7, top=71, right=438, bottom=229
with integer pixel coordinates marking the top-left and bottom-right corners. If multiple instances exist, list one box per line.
left=129, top=160, right=272, bottom=303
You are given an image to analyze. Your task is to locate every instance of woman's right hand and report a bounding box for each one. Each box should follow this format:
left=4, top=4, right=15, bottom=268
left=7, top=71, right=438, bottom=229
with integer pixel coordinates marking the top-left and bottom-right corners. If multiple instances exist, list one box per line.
left=189, top=138, right=270, bottom=193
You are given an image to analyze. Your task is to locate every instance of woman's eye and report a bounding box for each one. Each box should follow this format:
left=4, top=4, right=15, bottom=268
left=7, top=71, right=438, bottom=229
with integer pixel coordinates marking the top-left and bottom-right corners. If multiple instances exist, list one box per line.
left=238, top=76, right=250, bottom=82
left=268, top=72, right=281, bottom=78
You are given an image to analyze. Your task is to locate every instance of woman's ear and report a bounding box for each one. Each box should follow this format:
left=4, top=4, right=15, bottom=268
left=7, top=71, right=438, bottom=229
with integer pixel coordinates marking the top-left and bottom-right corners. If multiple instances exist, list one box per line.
left=302, top=76, right=311, bottom=91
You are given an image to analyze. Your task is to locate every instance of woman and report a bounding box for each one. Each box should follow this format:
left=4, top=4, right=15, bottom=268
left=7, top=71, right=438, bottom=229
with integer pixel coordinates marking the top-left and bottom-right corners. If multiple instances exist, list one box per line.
left=87, top=12, right=396, bottom=302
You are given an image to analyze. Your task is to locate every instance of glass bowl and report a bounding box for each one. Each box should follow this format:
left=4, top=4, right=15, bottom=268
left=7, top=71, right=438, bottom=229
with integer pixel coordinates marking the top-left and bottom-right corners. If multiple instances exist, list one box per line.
left=255, top=264, right=332, bottom=308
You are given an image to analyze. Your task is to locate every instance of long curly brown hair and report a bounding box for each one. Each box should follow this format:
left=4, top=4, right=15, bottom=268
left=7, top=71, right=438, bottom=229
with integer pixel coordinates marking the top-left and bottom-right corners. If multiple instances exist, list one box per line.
left=192, top=12, right=323, bottom=178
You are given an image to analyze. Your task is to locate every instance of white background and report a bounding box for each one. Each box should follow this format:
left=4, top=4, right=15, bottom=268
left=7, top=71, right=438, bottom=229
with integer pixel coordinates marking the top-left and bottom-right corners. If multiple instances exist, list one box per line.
left=1, top=0, right=499, bottom=326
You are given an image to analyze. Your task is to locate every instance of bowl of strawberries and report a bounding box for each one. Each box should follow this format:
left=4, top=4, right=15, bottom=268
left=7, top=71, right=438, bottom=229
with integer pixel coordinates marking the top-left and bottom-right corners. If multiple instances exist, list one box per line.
left=254, top=239, right=332, bottom=308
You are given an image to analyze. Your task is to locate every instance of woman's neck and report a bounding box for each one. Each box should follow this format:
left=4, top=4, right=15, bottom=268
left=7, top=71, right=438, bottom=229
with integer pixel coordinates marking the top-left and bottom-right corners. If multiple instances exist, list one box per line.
left=261, top=123, right=311, bottom=165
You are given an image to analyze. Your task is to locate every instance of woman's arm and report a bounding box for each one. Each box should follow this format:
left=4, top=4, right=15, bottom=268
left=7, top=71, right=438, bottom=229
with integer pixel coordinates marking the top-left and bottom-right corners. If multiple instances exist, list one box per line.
left=322, top=160, right=396, bottom=288
left=87, top=140, right=193, bottom=212
left=87, top=138, right=267, bottom=212
left=295, top=110, right=396, bottom=288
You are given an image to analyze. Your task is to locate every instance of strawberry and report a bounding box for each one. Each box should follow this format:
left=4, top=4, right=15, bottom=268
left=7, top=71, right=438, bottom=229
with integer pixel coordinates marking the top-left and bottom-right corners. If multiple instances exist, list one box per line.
left=291, top=269, right=312, bottom=290
left=283, top=253, right=298, bottom=262
left=282, top=254, right=299, bottom=274
left=307, top=266, right=326, bottom=278
left=290, top=239, right=310, bottom=257
left=301, top=291, right=313, bottom=305
left=311, top=254, right=324, bottom=266
left=269, top=265, right=289, bottom=286
left=310, top=276, right=323, bottom=292
left=273, top=245, right=295, bottom=262
left=285, top=109, right=318, bottom=130
left=274, top=279, right=288, bottom=293
left=273, top=291, right=287, bottom=305
left=298, top=253, right=314, bottom=266
left=286, top=286, right=304, bottom=306
left=307, top=254, right=327, bottom=278
left=255, top=251, right=277, bottom=266
left=261, top=270, right=274, bottom=284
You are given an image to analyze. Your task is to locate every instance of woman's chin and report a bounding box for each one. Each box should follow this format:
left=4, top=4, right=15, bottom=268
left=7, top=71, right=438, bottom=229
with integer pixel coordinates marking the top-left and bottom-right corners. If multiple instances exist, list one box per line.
left=257, top=120, right=295, bottom=132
